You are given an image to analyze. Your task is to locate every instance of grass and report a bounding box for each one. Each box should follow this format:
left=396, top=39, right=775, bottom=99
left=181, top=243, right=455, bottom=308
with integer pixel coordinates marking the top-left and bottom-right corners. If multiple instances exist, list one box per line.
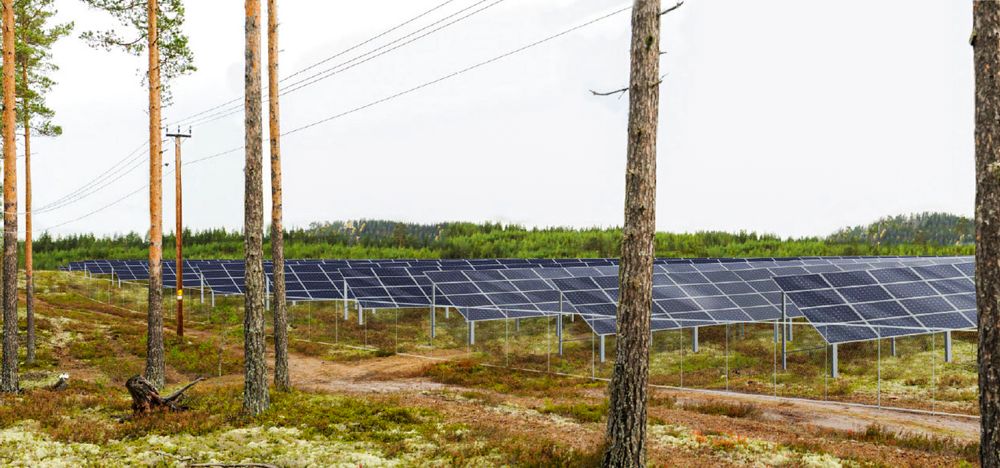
left=7, top=271, right=980, bottom=466
left=539, top=401, right=608, bottom=423
left=424, top=359, right=603, bottom=396
left=837, top=424, right=980, bottom=463
left=682, top=401, right=762, bottom=420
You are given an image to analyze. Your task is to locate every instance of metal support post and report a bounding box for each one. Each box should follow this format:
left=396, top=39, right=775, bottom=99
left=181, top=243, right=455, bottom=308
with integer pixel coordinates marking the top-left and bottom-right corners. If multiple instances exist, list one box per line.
left=891, top=337, right=896, bottom=357
left=600, top=334, right=606, bottom=363
left=692, top=327, right=699, bottom=353
left=468, top=321, right=476, bottom=345
left=430, top=288, right=437, bottom=340
left=944, top=331, right=953, bottom=363
left=781, top=293, right=788, bottom=370
left=830, top=343, right=839, bottom=378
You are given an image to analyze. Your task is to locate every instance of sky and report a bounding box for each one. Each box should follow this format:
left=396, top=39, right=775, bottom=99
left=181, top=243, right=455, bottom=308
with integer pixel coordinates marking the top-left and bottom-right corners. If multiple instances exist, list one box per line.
left=25, top=0, right=974, bottom=239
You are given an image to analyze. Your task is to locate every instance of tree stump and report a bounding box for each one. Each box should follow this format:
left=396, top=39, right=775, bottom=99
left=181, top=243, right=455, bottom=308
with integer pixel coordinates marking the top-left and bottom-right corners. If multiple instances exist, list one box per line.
left=126, top=375, right=204, bottom=415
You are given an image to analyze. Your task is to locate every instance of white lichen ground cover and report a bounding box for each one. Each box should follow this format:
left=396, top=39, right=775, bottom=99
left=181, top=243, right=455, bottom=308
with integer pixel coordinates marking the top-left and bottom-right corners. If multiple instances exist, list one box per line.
left=0, top=422, right=448, bottom=467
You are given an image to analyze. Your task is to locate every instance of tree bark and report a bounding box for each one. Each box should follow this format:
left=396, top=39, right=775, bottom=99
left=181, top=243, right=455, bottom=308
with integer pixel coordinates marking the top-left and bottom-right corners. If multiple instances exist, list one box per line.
left=603, top=0, right=661, bottom=466
left=267, top=0, right=289, bottom=391
left=975, top=2, right=1000, bottom=466
left=22, top=64, right=33, bottom=366
left=0, top=0, right=17, bottom=394
left=145, top=0, right=166, bottom=390
left=243, top=0, right=270, bottom=415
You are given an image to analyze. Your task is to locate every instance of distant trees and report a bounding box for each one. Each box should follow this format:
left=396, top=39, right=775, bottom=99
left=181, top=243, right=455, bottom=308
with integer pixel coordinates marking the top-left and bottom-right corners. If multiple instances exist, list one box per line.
left=80, top=0, right=194, bottom=389
left=268, top=0, right=289, bottom=391
left=0, top=0, right=18, bottom=394
left=243, top=0, right=269, bottom=415
left=603, top=0, right=666, bottom=464
left=972, top=3, right=1000, bottom=466
left=14, top=0, right=73, bottom=366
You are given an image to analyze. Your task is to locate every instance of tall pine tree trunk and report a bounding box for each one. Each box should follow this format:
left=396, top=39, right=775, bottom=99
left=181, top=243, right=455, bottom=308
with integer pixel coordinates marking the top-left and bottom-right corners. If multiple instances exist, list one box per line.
left=603, top=0, right=661, bottom=465
left=974, top=2, right=1000, bottom=465
left=22, top=64, right=34, bottom=366
left=268, top=0, right=289, bottom=391
left=0, top=0, right=18, bottom=394
left=243, top=0, right=270, bottom=415
left=145, top=0, right=166, bottom=389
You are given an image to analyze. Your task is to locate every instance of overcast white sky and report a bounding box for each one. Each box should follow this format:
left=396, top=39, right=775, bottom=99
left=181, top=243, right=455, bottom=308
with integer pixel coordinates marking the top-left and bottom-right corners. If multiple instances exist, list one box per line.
left=25, top=0, right=974, bottom=239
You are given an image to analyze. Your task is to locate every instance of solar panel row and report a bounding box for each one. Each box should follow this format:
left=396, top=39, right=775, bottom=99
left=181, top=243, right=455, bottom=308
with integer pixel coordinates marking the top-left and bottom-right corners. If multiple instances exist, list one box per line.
left=772, top=262, right=977, bottom=344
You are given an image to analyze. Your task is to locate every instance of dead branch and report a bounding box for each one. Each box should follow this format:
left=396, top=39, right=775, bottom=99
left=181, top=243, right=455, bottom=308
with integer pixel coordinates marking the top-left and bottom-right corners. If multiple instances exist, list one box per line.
left=661, top=1, right=684, bottom=16
left=126, top=375, right=204, bottom=415
left=590, top=74, right=669, bottom=99
left=590, top=87, right=628, bottom=98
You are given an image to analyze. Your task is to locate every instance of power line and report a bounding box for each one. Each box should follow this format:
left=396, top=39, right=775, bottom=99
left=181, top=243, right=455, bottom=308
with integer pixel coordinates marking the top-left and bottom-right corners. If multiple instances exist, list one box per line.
left=41, top=3, right=632, bottom=230
left=33, top=140, right=150, bottom=212
left=39, top=0, right=501, bottom=222
left=182, top=0, right=508, bottom=129
left=166, top=0, right=465, bottom=127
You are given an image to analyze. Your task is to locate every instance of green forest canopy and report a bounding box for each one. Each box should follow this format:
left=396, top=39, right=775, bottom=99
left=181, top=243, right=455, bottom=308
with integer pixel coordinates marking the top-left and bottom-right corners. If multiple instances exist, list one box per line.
left=30, top=213, right=975, bottom=270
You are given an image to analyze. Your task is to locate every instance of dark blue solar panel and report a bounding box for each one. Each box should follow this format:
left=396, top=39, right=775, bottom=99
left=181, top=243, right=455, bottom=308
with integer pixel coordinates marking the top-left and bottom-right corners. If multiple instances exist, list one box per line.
left=773, top=274, right=830, bottom=292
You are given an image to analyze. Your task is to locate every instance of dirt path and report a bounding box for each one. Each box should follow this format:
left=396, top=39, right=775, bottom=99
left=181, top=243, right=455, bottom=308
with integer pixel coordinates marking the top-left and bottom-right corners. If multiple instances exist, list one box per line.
left=284, top=347, right=980, bottom=441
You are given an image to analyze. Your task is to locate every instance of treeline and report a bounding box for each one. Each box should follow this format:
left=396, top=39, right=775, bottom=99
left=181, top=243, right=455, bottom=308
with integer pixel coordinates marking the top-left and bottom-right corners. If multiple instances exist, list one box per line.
left=828, top=212, right=974, bottom=246
left=30, top=217, right=975, bottom=270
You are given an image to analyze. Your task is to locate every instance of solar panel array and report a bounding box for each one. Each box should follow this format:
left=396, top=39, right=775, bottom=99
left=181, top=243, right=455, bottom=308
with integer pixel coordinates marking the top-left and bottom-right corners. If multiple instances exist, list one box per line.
left=773, top=262, right=976, bottom=344
left=61, top=256, right=978, bottom=344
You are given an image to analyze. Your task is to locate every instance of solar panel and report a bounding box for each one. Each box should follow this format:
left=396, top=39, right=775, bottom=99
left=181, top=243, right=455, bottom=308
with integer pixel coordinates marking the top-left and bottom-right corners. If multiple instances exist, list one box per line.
left=773, top=262, right=976, bottom=344
left=425, top=267, right=617, bottom=322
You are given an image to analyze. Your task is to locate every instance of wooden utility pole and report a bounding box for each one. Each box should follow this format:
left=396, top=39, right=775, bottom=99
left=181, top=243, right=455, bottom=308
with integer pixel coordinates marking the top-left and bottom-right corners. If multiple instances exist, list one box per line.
left=243, top=0, right=270, bottom=416
left=166, top=126, right=191, bottom=337
left=268, top=0, right=290, bottom=391
left=603, top=0, right=666, bottom=465
left=0, top=0, right=18, bottom=394
left=973, top=2, right=1000, bottom=466
left=146, top=0, right=166, bottom=389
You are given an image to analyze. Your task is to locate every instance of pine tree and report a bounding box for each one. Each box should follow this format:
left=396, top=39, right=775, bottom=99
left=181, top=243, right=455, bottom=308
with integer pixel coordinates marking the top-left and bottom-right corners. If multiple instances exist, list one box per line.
left=603, top=0, right=667, bottom=464
left=80, top=0, right=194, bottom=389
left=973, top=2, right=1000, bottom=465
left=243, top=0, right=270, bottom=415
left=267, top=0, right=289, bottom=391
left=14, top=0, right=72, bottom=366
left=0, top=0, right=16, bottom=395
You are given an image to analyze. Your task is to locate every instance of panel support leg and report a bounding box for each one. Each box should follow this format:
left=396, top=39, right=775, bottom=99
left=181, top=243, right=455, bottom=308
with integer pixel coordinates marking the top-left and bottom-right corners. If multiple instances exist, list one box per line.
left=692, top=327, right=699, bottom=353
left=200, top=274, right=205, bottom=304
left=944, top=331, right=953, bottom=363
left=600, top=335, right=606, bottom=363
left=430, top=307, right=436, bottom=340
left=211, top=290, right=215, bottom=308
left=830, top=343, right=839, bottom=378
left=430, top=288, right=437, bottom=340
left=781, top=293, right=788, bottom=370
left=891, top=337, right=897, bottom=357
left=359, top=306, right=364, bottom=326
left=557, top=314, right=564, bottom=356
left=515, top=318, right=520, bottom=332
left=468, top=321, right=476, bottom=346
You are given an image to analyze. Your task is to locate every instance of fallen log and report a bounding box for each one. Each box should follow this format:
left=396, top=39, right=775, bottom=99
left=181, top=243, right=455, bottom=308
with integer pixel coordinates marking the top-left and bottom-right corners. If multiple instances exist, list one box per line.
left=125, top=375, right=205, bottom=415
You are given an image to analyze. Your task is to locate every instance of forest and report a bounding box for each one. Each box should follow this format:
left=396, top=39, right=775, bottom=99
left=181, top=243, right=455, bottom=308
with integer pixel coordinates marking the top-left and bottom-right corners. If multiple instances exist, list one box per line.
left=31, top=213, right=975, bottom=269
